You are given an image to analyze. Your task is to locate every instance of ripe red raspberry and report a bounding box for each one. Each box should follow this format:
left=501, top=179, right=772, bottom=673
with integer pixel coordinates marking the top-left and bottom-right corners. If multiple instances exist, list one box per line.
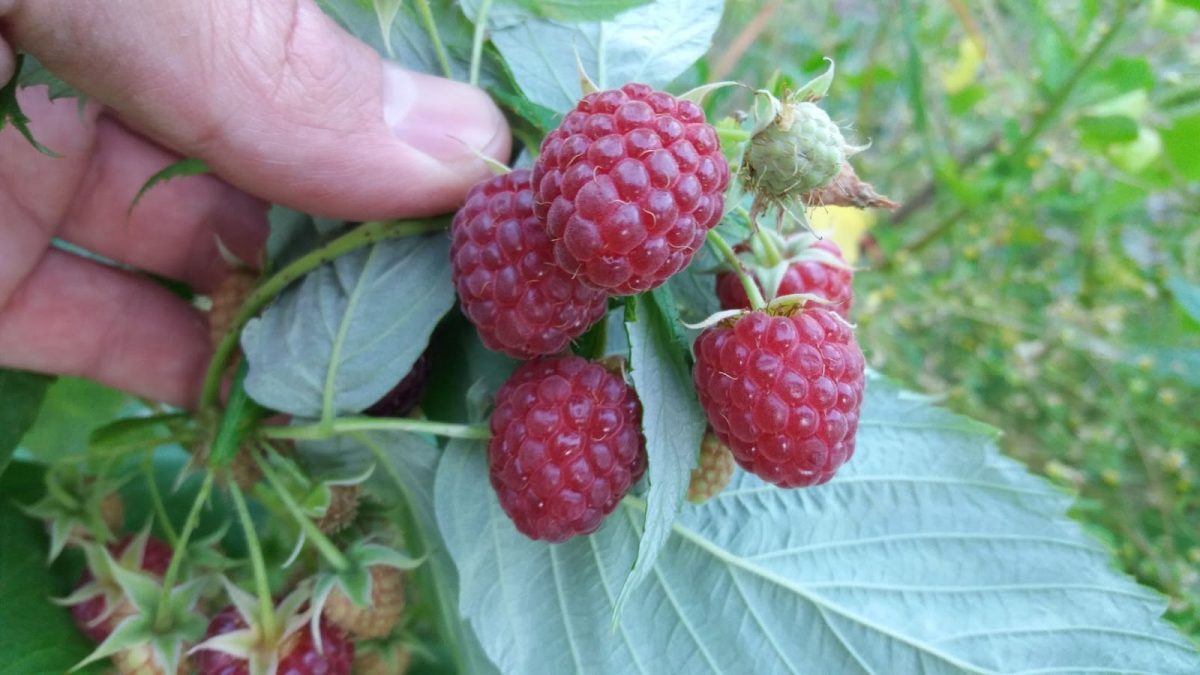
left=687, top=431, right=736, bottom=503
left=194, top=606, right=354, bottom=675
left=715, top=239, right=854, bottom=317
left=532, top=83, right=730, bottom=295
left=692, top=308, right=865, bottom=487
left=488, top=356, right=646, bottom=542
left=324, top=565, right=405, bottom=638
left=451, top=169, right=608, bottom=359
left=70, top=536, right=174, bottom=643
left=364, top=350, right=431, bottom=418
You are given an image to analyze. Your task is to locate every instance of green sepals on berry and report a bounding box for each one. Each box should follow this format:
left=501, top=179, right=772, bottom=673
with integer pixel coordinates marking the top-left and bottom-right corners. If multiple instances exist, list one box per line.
left=20, top=467, right=125, bottom=561
left=254, top=451, right=372, bottom=561
left=715, top=231, right=856, bottom=315
left=190, top=579, right=353, bottom=675
left=309, top=539, right=421, bottom=643
left=68, top=541, right=209, bottom=674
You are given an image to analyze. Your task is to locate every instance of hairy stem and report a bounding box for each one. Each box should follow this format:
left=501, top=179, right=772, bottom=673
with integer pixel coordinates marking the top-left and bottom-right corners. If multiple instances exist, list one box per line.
left=229, top=480, right=278, bottom=641
left=260, top=417, right=491, bottom=442
left=154, top=471, right=214, bottom=631
left=200, top=219, right=446, bottom=410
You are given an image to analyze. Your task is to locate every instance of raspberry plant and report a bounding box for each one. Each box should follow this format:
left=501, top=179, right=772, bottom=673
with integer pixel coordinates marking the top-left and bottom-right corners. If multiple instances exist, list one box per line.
left=1, top=1, right=1198, bottom=674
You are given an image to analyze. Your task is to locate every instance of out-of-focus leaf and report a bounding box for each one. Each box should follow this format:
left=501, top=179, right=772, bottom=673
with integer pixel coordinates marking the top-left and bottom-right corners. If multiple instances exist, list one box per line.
left=242, top=234, right=455, bottom=419
left=0, top=463, right=104, bottom=674
left=0, top=370, right=53, bottom=476
left=20, top=377, right=128, bottom=462
left=1160, top=113, right=1200, bottom=179
left=1077, top=114, right=1139, bottom=144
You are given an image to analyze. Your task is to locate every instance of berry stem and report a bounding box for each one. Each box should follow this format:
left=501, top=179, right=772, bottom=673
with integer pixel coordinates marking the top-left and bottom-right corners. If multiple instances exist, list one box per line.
left=706, top=230, right=767, bottom=310
left=228, top=479, right=279, bottom=642
left=414, top=0, right=454, bottom=80
left=153, top=470, right=214, bottom=632
left=752, top=226, right=784, bottom=268
left=259, top=417, right=492, bottom=442
left=715, top=125, right=751, bottom=147
left=208, top=359, right=255, bottom=468
left=200, top=218, right=448, bottom=412
left=141, top=456, right=179, bottom=547
left=468, top=0, right=493, bottom=87
left=253, top=448, right=351, bottom=573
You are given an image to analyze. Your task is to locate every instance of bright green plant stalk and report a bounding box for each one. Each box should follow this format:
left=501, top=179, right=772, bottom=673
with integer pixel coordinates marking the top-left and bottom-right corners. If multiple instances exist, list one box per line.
left=252, top=448, right=350, bottom=572
left=469, top=0, right=494, bottom=86
left=153, top=471, right=214, bottom=631
left=228, top=480, right=278, bottom=642
left=414, top=0, right=454, bottom=79
left=707, top=230, right=766, bottom=310
left=260, top=417, right=491, bottom=442
left=141, top=457, right=178, bottom=546
left=200, top=219, right=446, bottom=411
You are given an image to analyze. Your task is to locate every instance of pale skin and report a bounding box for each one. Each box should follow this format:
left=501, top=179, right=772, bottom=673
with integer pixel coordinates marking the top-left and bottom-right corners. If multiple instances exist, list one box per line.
left=0, top=0, right=512, bottom=408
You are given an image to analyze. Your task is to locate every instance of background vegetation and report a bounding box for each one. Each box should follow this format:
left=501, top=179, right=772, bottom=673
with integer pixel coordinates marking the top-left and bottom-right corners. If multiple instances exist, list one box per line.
left=697, top=0, right=1200, bottom=640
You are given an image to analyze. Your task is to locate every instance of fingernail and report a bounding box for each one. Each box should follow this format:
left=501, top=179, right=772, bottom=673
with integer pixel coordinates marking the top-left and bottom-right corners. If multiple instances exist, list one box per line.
left=382, top=61, right=505, bottom=162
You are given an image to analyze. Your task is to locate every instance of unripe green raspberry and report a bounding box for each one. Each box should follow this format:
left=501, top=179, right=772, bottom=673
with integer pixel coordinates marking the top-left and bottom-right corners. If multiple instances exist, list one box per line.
left=743, top=101, right=846, bottom=198
left=687, top=432, right=736, bottom=504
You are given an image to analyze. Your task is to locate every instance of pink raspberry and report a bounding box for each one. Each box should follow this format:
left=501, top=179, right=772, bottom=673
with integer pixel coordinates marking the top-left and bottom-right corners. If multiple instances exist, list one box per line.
left=488, top=356, right=646, bottom=542
left=451, top=169, right=608, bottom=359
left=692, top=308, right=865, bottom=488
left=532, top=83, right=730, bottom=295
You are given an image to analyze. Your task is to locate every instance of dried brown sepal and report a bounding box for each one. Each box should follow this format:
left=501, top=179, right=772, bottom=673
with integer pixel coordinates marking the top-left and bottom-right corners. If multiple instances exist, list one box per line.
left=802, top=162, right=899, bottom=210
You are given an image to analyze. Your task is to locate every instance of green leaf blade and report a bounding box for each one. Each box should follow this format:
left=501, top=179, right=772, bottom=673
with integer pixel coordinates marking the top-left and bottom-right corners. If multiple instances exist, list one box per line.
left=616, top=290, right=705, bottom=614
left=0, top=369, right=53, bottom=475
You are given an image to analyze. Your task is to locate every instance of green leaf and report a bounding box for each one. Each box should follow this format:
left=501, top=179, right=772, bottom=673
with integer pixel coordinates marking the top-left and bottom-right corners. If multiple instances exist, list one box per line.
left=20, top=377, right=130, bottom=461
left=0, top=463, right=104, bottom=674
left=1166, top=0, right=1200, bottom=10
left=1166, top=276, right=1200, bottom=325
left=241, top=234, right=455, bottom=419
left=0, top=369, right=53, bottom=475
left=1160, top=113, right=1200, bottom=180
left=461, top=0, right=724, bottom=112
left=16, top=56, right=84, bottom=101
left=1077, top=114, right=1140, bottom=144
left=127, top=158, right=209, bottom=214
left=510, top=0, right=652, bottom=22
left=616, top=291, right=707, bottom=613
left=0, top=55, right=58, bottom=156
left=435, top=376, right=1200, bottom=673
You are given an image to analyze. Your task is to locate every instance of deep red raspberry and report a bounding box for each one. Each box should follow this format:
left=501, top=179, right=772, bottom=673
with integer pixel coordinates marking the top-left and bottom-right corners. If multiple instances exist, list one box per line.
left=70, top=536, right=174, bottom=643
left=194, top=606, right=355, bottom=675
left=451, top=169, right=608, bottom=359
left=364, top=350, right=431, bottom=417
left=532, top=83, right=730, bottom=295
left=692, top=308, right=865, bottom=487
left=715, top=239, right=854, bottom=317
left=488, top=356, right=646, bottom=542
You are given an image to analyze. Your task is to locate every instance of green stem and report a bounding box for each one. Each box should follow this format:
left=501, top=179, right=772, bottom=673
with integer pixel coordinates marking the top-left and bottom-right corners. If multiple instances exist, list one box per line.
left=228, top=480, right=278, bottom=641
left=154, top=471, right=214, bottom=631
left=716, top=126, right=751, bottom=147
left=415, top=0, right=454, bottom=79
left=468, top=0, right=493, bottom=87
left=209, top=360, right=253, bottom=467
left=142, top=457, right=178, bottom=547
left=260, top=417, right=491, bottom=442
left=753, top=228, right=784, bottom=267
left=707, top=230, right=766, bottom=310
left=200, top=219, right=446, bottom=410
left=252, top=449, right=350, bottom=572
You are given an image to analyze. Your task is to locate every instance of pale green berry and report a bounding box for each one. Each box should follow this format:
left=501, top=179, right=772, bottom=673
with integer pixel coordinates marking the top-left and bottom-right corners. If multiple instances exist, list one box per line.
left=743, top=101, right=846, bottom=198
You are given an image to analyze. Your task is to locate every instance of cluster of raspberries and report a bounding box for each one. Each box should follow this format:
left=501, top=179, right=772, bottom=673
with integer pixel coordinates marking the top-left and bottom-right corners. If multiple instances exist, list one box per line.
left=451, top=83, right=865, bottom=544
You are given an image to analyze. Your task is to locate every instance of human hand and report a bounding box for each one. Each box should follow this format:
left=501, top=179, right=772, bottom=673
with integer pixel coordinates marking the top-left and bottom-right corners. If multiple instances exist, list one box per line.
left=0, top=0, right=511, bottom=408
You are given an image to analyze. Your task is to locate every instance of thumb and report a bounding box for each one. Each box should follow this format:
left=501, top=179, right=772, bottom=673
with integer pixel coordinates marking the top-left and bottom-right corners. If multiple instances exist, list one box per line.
left=2, top=0, right=511, bottom=219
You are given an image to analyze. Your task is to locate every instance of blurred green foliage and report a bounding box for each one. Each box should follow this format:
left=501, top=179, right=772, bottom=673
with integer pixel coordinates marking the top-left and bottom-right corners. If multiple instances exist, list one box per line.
left=701, top=0, right=1200, bottom=641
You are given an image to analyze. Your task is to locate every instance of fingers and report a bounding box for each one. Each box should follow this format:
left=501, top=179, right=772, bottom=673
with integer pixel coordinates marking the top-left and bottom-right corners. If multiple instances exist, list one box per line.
left=59, top=116, right=269, bottom=292
left=0, top=249, right=211, bottom=408
left=3, top=0, right=511, bottom=220
left=0, top=35, right=13, bottom=85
